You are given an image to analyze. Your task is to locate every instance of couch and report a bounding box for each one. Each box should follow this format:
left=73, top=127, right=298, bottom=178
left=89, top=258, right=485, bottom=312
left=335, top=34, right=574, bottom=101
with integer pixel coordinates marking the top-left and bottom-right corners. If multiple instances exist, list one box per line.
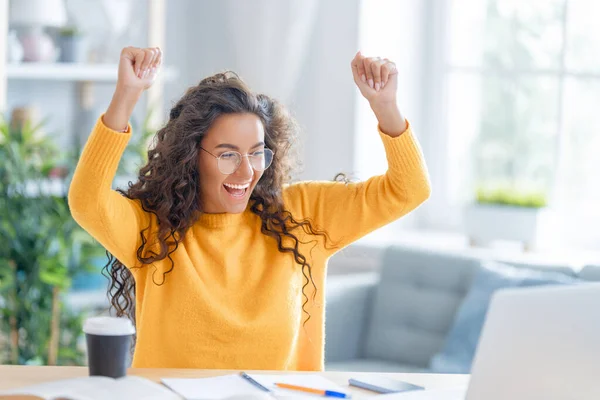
left=324, top=244, right=600, bottom=372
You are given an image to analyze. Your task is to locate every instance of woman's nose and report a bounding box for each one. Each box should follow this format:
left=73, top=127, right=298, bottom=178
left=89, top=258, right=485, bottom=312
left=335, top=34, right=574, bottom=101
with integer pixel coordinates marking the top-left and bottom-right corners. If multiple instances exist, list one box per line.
left=234, top=155, right=254, bottom=179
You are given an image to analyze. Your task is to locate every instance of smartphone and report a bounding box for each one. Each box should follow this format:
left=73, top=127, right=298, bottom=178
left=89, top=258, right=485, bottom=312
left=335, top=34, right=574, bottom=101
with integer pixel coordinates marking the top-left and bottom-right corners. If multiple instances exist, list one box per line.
left=349, top=376, right=425, bottom=394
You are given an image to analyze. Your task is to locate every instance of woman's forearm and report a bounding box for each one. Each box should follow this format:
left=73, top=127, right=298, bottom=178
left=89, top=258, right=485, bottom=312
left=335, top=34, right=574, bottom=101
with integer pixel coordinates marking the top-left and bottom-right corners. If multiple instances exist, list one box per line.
left=370, top=102, right=407, bottom=138
left=103, top=86, right=144, bottom=132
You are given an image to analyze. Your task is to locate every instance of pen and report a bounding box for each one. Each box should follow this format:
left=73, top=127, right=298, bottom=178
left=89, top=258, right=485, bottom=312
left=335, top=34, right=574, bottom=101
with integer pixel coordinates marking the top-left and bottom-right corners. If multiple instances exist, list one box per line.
left=275, top=382, right=351, bottom=398
left=240, top=371, right=272, bottom=393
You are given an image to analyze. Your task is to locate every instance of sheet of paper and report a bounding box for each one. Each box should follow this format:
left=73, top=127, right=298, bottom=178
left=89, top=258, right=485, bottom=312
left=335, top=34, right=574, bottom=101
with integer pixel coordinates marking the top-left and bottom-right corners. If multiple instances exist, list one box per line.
left=162, top=373, right=349, bottom=400
left=162, top=374, right=264, bottom=399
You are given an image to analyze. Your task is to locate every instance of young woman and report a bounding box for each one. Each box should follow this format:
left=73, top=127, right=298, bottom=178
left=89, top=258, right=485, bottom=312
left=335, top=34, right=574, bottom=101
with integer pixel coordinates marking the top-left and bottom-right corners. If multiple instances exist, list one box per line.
left=68, top=46, right=430, bottom=370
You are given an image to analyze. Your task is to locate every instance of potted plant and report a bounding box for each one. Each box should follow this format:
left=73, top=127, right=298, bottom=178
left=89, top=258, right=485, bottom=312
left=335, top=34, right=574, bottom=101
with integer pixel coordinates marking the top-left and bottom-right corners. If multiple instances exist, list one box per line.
left=464, top=185, right=549, bottom=251
left=0, top=109, right=101, bottom=365
left=57, top=26, right=88, bottom=63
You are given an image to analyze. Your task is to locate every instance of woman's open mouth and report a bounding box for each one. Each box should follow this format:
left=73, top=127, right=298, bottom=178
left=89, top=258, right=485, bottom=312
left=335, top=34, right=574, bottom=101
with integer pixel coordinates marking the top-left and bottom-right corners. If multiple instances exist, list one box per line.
left=223, top=182, right=250, bottom=199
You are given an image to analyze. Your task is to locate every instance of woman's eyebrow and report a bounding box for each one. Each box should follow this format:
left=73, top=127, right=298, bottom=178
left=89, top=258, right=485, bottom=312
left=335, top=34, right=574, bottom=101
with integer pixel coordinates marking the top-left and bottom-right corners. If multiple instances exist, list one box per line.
left=214, top=141, right=265, bottom=150
left=214, top=143, right=238, bottom=150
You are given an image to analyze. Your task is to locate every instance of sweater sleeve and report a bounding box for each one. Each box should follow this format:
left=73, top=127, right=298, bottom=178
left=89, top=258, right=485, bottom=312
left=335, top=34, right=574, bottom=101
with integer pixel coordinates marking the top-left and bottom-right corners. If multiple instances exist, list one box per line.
left=68, top=115, right=150, bottom=269
left=282, top=122, right=431, bottom=254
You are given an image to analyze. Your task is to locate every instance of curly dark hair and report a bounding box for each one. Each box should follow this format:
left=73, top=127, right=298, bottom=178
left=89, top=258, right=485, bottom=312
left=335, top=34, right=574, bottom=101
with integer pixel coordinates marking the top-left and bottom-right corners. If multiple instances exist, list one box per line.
left=102, top=71, right=333, bottom=338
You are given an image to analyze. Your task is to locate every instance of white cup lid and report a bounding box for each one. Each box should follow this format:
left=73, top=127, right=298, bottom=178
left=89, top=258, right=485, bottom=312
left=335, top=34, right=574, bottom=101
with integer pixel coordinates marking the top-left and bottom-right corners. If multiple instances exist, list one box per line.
left=83, top=316, right=135, bottom=336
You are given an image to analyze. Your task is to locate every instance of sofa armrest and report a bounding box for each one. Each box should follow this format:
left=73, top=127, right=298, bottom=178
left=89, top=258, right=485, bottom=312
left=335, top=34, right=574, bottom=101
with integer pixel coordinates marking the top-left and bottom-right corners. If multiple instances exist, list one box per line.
left=325, top=272, right=379, bottom=363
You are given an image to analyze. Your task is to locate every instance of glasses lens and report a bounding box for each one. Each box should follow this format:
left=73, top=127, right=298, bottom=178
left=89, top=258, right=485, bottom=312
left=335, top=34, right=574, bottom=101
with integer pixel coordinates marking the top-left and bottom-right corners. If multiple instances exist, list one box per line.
left=218, top=152, right=242, bottom=174
left=250, top=149, right=274, bottom=171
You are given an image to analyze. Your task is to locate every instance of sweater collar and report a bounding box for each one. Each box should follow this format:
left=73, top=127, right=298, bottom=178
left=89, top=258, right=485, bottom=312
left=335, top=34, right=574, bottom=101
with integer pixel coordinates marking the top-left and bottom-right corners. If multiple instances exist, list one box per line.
left=196, top=203, right=255, bottom=228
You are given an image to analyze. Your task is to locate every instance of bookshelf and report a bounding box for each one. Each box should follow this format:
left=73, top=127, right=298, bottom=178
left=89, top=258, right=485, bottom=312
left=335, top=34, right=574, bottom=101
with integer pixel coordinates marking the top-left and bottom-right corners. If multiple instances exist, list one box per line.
left=0, top=0, right=174, bottom=129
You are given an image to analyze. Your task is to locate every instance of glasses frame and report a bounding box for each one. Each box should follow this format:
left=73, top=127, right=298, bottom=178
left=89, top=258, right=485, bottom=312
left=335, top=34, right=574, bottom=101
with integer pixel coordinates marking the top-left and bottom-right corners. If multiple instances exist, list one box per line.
left=199, top=146, right=275, bottom=175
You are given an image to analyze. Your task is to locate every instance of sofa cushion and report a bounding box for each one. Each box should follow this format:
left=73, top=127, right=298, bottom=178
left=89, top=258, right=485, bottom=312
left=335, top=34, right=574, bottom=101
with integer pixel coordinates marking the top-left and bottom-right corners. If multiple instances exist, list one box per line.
left=326, top=358, right=427, bottom=373
left=362, top=246, right=480, bottom=368
left=579, top=265, right=600, bottom=282
left=325, top=273, right=379, bottom=363
left=429, top=260, right=580, bottom=373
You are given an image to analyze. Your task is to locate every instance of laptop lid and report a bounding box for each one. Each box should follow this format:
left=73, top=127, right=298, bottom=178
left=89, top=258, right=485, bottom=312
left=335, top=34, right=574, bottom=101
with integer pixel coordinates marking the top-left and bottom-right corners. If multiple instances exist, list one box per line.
left=466, top=283, right=600, bottom=400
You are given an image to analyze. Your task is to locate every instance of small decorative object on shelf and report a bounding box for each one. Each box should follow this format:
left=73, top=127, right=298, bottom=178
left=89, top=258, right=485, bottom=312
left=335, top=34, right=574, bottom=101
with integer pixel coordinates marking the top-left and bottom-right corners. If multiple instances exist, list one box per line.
left=9, top=106, right=40, bottom=133
left=9, top=0, right=67, bottom=62
left=6, top=30, right=24, bottom=63
left=57, top=26, right=88, bottom=63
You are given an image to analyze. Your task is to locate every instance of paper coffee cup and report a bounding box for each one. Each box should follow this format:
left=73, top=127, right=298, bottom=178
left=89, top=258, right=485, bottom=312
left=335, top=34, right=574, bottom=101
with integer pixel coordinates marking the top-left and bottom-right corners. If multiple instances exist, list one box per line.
left=83, top=316, right=135, bottom=378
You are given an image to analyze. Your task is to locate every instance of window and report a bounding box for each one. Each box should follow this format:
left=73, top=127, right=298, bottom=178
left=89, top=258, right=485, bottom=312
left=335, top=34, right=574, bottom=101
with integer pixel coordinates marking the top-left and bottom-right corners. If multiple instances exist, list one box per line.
left=446, top=0, right=600, bottom=212
left=356, top=0, right=600, bottom=247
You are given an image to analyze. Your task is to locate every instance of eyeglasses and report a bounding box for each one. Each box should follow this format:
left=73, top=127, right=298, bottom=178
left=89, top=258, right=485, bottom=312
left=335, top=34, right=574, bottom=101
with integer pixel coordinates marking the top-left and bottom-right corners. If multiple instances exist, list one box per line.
left=200, top=146, right=274, bottom=175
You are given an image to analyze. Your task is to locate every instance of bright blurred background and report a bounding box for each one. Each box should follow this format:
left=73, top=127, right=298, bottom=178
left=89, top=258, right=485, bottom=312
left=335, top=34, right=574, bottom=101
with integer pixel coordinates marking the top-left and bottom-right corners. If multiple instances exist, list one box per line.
left=1, top=0, right=599, bottom=372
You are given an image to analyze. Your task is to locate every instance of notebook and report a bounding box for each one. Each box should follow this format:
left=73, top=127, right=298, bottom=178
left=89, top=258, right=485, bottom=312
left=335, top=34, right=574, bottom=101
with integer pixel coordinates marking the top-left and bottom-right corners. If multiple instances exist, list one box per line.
left=162, top=373, right=350, bottom=399
left=0, top=375, right=181, bottom=400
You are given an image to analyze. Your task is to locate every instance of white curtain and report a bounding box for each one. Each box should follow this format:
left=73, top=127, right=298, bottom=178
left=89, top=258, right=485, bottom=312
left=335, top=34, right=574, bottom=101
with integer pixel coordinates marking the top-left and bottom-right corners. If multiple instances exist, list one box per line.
left=225, top=0, right=319, bottom=104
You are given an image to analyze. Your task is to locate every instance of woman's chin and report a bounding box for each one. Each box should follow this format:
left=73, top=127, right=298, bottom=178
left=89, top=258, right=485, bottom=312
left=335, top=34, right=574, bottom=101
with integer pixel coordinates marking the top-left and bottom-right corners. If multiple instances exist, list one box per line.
left=220, top=197, right=250, bottom=213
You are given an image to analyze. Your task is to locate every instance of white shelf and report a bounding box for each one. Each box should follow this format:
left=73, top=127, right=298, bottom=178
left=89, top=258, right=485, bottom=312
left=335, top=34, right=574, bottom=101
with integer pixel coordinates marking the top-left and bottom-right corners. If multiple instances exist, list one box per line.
left=6, top=63, right=178, bottom=82
left=19, top=176, right=139, bottom=197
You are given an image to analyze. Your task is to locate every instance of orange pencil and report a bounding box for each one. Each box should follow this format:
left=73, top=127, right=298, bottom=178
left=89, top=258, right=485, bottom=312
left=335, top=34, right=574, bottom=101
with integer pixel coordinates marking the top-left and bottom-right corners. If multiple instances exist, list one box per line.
left=274, top=382, right=350, bottom=398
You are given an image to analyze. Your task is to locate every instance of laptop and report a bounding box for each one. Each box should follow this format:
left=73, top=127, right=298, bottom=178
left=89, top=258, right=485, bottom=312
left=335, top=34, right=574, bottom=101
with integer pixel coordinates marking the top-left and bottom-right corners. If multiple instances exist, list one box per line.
left=388, top=283, right=600, bottom=399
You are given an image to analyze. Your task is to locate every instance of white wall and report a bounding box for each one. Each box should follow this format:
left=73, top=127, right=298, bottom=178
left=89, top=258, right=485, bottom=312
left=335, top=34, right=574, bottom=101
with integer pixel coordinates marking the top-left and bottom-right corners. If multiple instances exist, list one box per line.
left=168, top=0, right=234, bottom=100
left=177, top=0, right=360, bottom=181
left=291, top=0, right=361, bottom=180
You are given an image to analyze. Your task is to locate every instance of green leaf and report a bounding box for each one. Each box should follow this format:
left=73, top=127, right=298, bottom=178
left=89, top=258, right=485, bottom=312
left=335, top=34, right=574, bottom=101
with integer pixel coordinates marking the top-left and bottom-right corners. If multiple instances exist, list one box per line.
left=476, top=185, right=548, bottom=208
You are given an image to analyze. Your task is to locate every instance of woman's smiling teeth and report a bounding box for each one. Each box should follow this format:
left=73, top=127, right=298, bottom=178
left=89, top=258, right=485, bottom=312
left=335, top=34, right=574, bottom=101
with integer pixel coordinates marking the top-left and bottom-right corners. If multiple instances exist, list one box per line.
left=224, top=183, right=250, bottom=190
left=223, top=182, right=250, bottom=198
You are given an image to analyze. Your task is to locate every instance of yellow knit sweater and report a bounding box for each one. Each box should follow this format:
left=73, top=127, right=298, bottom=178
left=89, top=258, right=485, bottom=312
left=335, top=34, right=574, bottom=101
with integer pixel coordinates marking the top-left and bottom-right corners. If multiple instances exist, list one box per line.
left=68, top=115, right=430, bottom=370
